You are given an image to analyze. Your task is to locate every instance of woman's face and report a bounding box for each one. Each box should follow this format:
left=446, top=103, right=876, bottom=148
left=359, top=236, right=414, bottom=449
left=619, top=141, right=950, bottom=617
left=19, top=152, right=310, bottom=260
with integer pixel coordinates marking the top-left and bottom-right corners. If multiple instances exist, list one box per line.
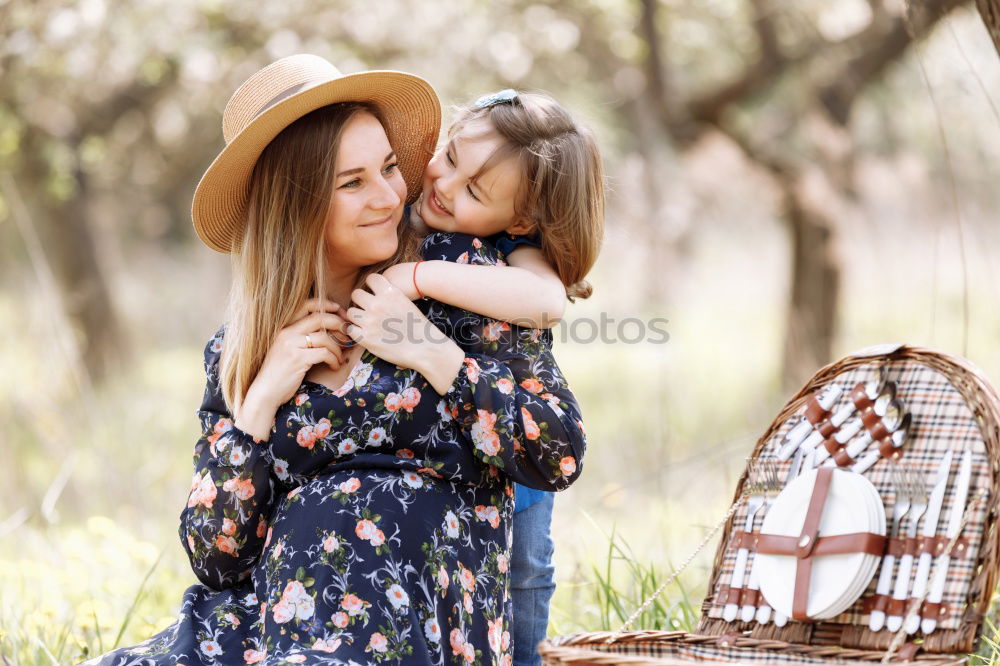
left=325, top=111, right=407, bottom=270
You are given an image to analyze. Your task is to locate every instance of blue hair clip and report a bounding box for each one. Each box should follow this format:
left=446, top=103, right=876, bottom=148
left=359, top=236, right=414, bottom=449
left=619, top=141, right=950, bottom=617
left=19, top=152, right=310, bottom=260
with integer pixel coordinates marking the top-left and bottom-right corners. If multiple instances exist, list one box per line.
left=472, top=89, right=519, bottom=109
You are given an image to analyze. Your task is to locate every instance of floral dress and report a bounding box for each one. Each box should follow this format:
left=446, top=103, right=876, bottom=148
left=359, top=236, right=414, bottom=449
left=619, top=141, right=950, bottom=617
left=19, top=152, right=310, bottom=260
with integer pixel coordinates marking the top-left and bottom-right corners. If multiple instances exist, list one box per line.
left=86, top=233, right=585, bottom=666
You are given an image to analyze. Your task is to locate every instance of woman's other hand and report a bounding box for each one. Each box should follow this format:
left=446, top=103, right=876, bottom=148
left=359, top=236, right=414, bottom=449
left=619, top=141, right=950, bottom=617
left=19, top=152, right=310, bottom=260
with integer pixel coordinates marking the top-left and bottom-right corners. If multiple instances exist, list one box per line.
left=346, top=274, right=464, bottom=394
left=237, top=299, right=350, bottom=440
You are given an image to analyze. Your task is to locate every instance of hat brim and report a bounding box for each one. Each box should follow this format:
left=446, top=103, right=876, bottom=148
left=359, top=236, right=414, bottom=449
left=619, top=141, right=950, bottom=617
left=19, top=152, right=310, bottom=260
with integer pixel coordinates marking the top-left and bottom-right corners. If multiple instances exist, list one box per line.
left=192, top=70, right=441, bottom=253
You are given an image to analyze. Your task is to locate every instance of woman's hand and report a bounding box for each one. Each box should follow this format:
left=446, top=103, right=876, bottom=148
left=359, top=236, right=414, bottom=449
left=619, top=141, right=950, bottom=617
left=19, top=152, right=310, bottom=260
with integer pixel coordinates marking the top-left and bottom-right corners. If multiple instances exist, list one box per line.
left=346, top=274, right=465, bottom=394
left=237, top=299, right=351, bottom=440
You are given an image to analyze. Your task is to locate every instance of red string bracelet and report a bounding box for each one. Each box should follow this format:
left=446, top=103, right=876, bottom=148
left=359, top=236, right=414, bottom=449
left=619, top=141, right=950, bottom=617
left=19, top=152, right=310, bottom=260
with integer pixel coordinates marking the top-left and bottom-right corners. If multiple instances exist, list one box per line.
left=413, top=260, right=426, bottom=299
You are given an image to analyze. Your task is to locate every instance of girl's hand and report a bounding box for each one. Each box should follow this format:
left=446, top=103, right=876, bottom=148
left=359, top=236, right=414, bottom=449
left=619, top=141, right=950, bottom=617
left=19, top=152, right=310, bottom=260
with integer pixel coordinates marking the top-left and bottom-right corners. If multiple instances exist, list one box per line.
left=243, top=299, right=351, bottom=415
left=380, top=262, right=420, bottom=300
left=345, top=274, right=464, bottom=394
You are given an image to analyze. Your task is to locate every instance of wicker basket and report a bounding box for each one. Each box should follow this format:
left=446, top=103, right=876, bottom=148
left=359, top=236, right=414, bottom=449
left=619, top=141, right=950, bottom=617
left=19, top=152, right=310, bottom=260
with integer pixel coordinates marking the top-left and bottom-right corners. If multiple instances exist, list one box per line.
left=539, top=345, right=1000, bottom=666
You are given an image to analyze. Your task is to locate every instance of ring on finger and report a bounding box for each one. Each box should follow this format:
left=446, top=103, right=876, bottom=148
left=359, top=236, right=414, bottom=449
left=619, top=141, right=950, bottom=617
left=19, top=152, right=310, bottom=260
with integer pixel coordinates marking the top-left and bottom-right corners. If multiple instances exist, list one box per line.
left=305, top=334, right=313, bottom=349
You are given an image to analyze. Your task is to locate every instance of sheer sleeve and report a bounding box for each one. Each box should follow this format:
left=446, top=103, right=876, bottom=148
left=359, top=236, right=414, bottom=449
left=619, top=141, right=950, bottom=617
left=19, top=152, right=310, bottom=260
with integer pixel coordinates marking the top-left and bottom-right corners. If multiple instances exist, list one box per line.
left=178, top=327, right=277, bottom=590
left=422, top=232, right=587, bottom=491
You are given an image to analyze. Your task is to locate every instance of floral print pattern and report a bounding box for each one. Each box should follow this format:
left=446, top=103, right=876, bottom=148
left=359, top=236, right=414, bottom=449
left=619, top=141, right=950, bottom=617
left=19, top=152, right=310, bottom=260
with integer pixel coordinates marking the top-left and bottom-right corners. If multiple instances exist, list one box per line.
left=85, top=233, right=584, bottom=666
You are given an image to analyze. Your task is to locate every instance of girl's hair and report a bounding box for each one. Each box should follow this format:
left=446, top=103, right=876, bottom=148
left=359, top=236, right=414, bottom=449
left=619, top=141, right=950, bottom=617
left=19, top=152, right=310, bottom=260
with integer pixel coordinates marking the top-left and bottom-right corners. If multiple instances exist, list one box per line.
left=450, top=92, right=605, bottom=301
left=219, top=102, right=421, bottom=413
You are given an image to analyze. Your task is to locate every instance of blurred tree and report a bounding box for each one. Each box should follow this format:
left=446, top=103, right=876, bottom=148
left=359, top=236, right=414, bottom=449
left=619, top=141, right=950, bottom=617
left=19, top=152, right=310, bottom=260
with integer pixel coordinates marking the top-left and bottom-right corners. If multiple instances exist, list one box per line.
left=559, top=0, right=969, bottom=387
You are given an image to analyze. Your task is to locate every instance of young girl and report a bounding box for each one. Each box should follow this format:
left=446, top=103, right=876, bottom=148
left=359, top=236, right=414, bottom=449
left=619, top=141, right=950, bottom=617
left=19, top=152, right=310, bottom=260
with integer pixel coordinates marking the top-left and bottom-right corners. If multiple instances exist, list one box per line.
left=377, top=89, right=605, bottom=666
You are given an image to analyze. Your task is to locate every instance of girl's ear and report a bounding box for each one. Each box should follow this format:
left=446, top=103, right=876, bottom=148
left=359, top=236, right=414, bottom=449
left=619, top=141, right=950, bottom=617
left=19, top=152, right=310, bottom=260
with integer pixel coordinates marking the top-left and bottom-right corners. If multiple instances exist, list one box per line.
left=503, top=217, right=536, bottom=236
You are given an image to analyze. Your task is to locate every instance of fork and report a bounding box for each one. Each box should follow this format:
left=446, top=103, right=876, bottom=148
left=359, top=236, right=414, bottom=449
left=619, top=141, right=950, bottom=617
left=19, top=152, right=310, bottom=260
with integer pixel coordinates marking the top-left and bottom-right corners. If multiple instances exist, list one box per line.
left=869, top=463, right=911, bottom=631
left=723, top=460, right=768, bottom=622
left=741, top=461, right=781, bottom=622
left=886, top=467, right=928, bottom=632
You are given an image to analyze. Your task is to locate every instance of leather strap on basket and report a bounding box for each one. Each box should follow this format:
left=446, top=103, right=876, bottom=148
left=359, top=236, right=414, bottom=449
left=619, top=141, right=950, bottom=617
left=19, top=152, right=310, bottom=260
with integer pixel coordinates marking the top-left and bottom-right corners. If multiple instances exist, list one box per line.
left=756, top=467, right=886, bottom=621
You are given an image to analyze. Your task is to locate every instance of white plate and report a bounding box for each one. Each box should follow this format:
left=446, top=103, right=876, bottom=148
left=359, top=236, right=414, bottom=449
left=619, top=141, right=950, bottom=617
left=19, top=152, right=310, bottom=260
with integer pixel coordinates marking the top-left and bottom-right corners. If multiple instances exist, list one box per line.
left=756, top=468, right=885, bottom=620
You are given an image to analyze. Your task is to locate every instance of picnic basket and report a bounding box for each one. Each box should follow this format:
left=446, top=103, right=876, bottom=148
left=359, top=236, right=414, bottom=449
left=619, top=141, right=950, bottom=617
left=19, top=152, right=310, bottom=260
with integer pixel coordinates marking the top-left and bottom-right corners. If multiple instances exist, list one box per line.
left=539, top=344, right=1000, bottom=666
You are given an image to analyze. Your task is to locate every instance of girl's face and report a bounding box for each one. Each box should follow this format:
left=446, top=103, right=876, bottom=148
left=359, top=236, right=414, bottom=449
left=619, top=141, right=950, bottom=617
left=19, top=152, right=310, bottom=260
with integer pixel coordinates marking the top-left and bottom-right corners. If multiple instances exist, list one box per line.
left=325, top=111, right=407, bottom=270
left=418, top=118, right=525, bottom=237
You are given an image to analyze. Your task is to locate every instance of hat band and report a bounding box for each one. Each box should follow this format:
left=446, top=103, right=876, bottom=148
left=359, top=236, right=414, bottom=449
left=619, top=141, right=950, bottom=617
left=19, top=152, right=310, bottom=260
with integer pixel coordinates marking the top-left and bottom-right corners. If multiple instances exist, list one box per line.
left=250, top=77, right=334, bottom=123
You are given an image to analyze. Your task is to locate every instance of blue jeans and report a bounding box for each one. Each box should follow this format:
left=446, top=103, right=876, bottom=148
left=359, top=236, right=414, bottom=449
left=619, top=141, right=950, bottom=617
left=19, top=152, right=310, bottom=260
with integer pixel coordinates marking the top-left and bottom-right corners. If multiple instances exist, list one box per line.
left=511, top=492, right=556, bottom=666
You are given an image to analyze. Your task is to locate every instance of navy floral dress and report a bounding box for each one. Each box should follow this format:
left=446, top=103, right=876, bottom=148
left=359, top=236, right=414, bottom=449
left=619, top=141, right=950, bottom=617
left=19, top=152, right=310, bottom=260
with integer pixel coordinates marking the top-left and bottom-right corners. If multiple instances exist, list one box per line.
left=86, top=233, right=584, bottom=666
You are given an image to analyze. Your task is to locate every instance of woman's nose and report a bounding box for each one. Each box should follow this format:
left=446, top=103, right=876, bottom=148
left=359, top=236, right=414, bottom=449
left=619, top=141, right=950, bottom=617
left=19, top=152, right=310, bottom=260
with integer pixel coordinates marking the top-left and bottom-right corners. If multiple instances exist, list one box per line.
left=370, top=174, right=402, bottom=210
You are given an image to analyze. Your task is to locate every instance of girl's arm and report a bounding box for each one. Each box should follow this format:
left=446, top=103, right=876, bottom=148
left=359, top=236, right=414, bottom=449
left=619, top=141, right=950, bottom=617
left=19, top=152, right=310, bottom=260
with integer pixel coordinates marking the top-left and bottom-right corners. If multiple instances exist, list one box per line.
left=383, top=240, right=566, bottom=328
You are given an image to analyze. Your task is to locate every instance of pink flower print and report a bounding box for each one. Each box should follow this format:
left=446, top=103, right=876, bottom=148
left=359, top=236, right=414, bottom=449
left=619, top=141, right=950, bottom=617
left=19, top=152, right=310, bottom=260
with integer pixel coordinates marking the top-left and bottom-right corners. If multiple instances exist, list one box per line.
left=474, top=504, right=500, bottom=529
left=285, top=656, right=306, bottom=664
left=520, top=377, right=544, bottom=394
left=256, top=516, right=267, bottom=539
left=333, top=378, right=354, bottom=397
left=483, top=321, right=510, bottom=341
left=367, top=427, right=388, bottom=447
left=322, top=534, right=339, bottom=552
left=313, top=638, right=341, bottom=653
left=243, top=648, right=266, bottom=663
left=463, top=358, right=480, bottom=383
left=502, top=630, right=511, bottom=652
left=222, top=518, right=236, bottom=536
left=332, top=611, right=349, bottom=627
left=295, top=392, right=309, bottom=406
left=457, top=251, right=469, bottom=264
left=366, top=631, right=388, bottom=653
left=187, top=472, right=217, bottom=509
left=496, top=378, right=514, bottom=395
left=560, top=456, right=577, bottom=476
left=371, top=529, right=386, bottom=546
left=463, top=642, right=475, bottom=662
left=396, top=448, right=415, bottom=458
left=296, top=425, right=317, bottom=449
left=355, top=519, right=377, bottom=541
left=277, top=580, right=314, bottom=621
left=522, top=407, right=540, bottom=441
left=272, top=599, right=295, bottom=624
left=498, top=552, right=509, bottom=573
left=488, top=618, right=503, bottom=653
left=223, top=477, right=255, bottom=501
left=425, top=617, right=441, bottom=643
left=472, top=411, right=501, bottom=457
left=437, top=565, right=450, bottom=592
left=207, top=418, right=233, bottom=455
left=313, top=418, right=332, bottom=439
left=463, top=591, right=474, bottom=614
left=341, top=593, right=367, bottom=616
left=473, top=237, right=483, bottom=248
left=402, top=471, right=423, bottom=488
left=225, top=612, right=239, bottom=627
left=287, top=486, right=302, bottom=499
left=339, top=477, right=361, bottom=494
left=401, top=387, right=421, bottom=412
left=459, top=566, right=476, bottom=592
left=384, top=392, right=403, bottom=412
left=263, top=526, right=273, bottom=547
left=450, top=628, right=466, bottom=654
left=215, top=534, right=238, bottom=556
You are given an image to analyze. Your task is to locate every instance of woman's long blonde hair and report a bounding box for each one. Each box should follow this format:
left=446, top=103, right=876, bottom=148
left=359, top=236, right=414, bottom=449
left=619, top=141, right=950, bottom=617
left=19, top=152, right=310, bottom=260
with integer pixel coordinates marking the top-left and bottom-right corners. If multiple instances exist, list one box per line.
left=219, top=102, right=421, bottom=413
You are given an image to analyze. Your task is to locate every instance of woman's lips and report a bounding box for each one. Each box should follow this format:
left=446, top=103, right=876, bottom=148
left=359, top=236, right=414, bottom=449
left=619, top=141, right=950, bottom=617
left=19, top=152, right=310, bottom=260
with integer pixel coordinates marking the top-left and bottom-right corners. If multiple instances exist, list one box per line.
left=361, top=214, right=393, bottom=228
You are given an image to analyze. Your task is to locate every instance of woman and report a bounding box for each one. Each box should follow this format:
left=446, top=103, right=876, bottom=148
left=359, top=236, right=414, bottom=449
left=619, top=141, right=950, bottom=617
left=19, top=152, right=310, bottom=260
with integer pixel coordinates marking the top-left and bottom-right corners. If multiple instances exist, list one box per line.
left=86, top=55, right=584, bottom=665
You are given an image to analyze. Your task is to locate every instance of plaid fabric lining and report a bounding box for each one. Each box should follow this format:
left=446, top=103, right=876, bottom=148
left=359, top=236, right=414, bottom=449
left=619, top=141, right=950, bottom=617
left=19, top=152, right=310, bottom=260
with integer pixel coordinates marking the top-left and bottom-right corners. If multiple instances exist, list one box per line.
left=705, top=360, right=992, bottom=632
left=582, top=639, right=965, bottom=665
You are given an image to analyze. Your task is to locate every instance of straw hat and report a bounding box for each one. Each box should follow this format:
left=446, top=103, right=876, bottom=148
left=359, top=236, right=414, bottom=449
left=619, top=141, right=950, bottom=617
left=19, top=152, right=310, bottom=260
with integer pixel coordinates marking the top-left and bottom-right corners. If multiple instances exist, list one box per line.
left=192, top=54, right=441, bottom=253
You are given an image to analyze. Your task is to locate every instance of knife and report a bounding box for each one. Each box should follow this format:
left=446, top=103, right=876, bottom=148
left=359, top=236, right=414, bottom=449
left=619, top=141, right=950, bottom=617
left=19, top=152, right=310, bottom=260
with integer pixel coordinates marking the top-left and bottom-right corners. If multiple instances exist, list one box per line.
left=903, top=450, right=953, bottom=634
left=921, top=449, right=972, bottom=635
